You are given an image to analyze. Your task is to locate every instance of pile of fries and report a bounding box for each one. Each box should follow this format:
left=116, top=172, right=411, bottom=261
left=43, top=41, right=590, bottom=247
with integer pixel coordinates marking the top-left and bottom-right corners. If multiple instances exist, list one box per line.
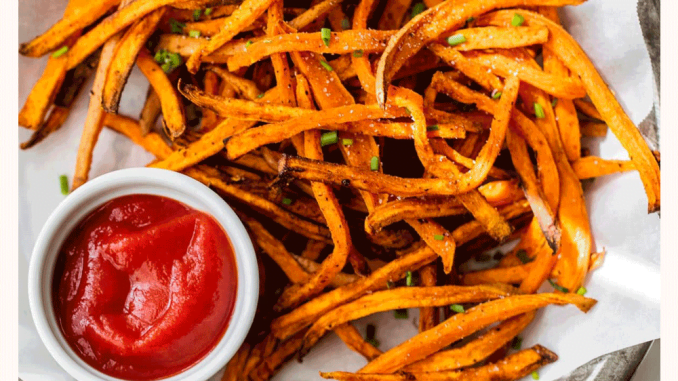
left=20, top=0, right=660, bottom=379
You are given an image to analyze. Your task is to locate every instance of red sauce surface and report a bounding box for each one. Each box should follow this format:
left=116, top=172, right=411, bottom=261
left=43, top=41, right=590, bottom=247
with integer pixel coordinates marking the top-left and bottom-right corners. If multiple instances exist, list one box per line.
left=52, top=194, right=237, bottom=380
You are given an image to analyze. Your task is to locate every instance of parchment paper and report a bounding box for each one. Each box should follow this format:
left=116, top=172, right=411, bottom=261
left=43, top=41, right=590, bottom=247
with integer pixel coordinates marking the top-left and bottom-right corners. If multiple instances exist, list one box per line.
left=18, top=1, right=659, bottom=380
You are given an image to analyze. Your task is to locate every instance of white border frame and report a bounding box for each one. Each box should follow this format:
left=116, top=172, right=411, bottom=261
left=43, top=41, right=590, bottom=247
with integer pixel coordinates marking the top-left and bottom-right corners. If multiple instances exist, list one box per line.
left=660, top=0, right=677, bottom=379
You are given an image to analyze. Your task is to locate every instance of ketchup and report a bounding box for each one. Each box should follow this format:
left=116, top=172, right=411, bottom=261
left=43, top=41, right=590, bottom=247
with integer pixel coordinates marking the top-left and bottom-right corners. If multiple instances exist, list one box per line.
left=52, top=194, right=237, bottom=380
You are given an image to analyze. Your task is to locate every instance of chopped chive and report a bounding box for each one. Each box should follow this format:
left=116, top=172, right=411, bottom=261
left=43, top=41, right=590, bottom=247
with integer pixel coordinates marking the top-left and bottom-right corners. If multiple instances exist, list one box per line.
left=341, top=18, right=350, bottom=30
left=188, top=30, right=201, bottom=38
left=394, top=309, right=409, bottom=319
left=366, top=324, right=379, bottom=346
left=576, top=286, right=587, bottom=296
left=169, top=18, right=186, bottom=34
left=433, top=234, right=444, bottom=241
left=342, top=138, right=354, bottom=146
left=370, top=156, right=379, bottom=171
left=466, top=16, right=476, bottom=23
left=257, top=93, right=265, bottom=99
left=246, top=40, right=253, bottom=49
left=531, top=371, right=539, bottom=380
left=154, top=49, right=183, bottom=73
left=51, top=46, right=69, bottom=58
left=534, top=103, right=545, bottom=118
left=154, top=49, right=167, bottom=63
left=366, top=323, right=376, bottom=340
left=492, top=90, right=502, bottom=100
left=512, top=336, right=523, bottom=350
left=167, top=52, right=182, bottom=67
left=321, top=28, right=331, bottom=47
left=548, top=279, right=569, bottom=293
left=320, top=60, right=333, bottom=72
left=427, top=125, right=440, bottom=131
left=281, top=197, right=293, bottom=205
left=476, top=252, right=492, bottom=262
left=516, top=249, right=534, bottom=264
left=168, top=53, right=183, bottom=72
left=411, top=2, right=425, bottom=18
left=551, top=98, right=558, bottom=107
left=193, top=9, right=202, bottom=21
left=204, top=7, right=213, bottom=16
left=446, top=34, right=466, bottom=47
left=320, top=131, right=338, bottom=146
left=511, top=13, right=525, bottom=27
left=386, top=281, right=395, bottom=289
left=59, top=175, right=69, bottom=195
left=366, top=338, right=380, bottom=347
left=405, top=271, right=413, bottom=286
left=353, top=50, right=364, bottom=58
left=404, top=108, right=412, bottom=116
left=450, top=304, right=465, bottom=313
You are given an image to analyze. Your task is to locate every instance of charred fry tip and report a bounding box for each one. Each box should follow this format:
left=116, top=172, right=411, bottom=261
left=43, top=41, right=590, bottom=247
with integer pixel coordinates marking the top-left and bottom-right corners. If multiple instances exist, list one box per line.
left=296, top=345, right=311, bottom=362
left=102, top=103, right=119, bottom=114
left=278, top=153, right=290, bottom=174
left=364, top=221, right=378, bottom=235
left=271, top=175, right=291, bottom=192
left=544, top=225, right=562, bottom=253
left=161, top=119, right=184, bottom=141
left=176, top=78, right=194, bottom=98
left=531, top=344, right=559, bottom=364
left=18, top=43, right=30, bottom=56
left=575, top=296, right=598, bottom=313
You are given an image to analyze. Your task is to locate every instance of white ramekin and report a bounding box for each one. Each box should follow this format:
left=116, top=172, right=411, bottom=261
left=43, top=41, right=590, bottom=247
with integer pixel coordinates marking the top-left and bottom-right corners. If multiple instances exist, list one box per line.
left=28, top=168, right=259, bottom=381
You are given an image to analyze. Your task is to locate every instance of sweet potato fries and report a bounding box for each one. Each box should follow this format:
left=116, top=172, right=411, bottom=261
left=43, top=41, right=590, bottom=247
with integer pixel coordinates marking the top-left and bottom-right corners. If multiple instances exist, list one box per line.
left=20, top=0, right=659, bottom=380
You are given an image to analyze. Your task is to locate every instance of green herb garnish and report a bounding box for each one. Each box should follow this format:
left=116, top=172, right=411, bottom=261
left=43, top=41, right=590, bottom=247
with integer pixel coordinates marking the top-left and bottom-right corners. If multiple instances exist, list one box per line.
left=511, top=13, right=525, bottom=27
left=59, top=175, right=69, bottom=195
left=405, top=271, right=413, bottom=286
left=394, top=309, right=409, bottom=319
left=516, top=249, right=534, bottom=264
left=450, top=304, right=465, bottom=313
left=548, top=279, right=569, bottom=293
left=169, top=18, right=186, bottom=34
left=447, top=34, right=466, bottom=47
left=341, top=18, right=350, bottom=30
left=512, top=336, right=523, bottom=350
left=411, top=2, right=425, bottom=18
left=534, top=102, right=545, bottom=118
left=320, top=60, right=333, bottom=72
left=320, top=131, right=338, bottom=146
left=51, top=46, right=68, bottom=58
left=370, top=156, right=379, bottom=171
left=321, top=28, right=331, bottom=47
